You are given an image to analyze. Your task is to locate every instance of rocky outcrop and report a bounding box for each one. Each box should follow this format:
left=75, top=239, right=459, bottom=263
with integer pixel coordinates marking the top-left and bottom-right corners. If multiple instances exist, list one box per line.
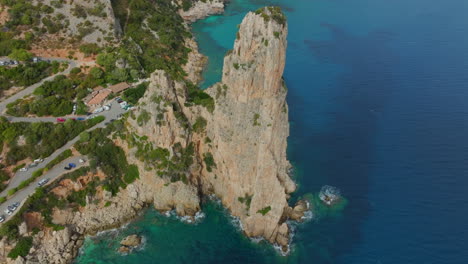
left=27, top=227, right=83, bottom=264
left=179, top=0, right=225, bottom=23
left=120, top=234, right=141, bottom=247
left=198, top=8, right=297, bottom=249
left=118, top=234, right=142, bottom=254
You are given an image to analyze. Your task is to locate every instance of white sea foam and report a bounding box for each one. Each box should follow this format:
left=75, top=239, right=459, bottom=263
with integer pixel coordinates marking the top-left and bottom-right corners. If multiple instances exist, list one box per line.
left=250, top=236, right=265, bottom=244
left=163, top=209, right=205, bottom=224
left=229, top=215, right=244, bottom=231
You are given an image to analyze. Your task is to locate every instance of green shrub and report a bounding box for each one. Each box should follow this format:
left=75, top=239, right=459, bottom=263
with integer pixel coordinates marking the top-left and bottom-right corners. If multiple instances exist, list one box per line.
left=192, top=116, right=207, bottom=133
left=203, top=152, right=216, bottom=172
left=7, top=236, right=33, bottom=259
left=8, top=49, right=33, bottom=61
left=257, top=206, right=271, bottom=216
left=31, top=169, right=44, bottom=179
left=122, top=82, right=148, bottom=104
left=181, top=0, right=192, bottom=11
left=137, top=110, right=150, bottom=126
left=124, top=164, right=139, bottom=184
left=7, top=188, right=17, bottom=196
left=253, top=113, right=261, bottom=126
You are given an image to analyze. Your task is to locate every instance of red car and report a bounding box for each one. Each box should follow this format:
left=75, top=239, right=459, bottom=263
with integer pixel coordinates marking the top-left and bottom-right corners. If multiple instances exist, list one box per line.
left=56, top=118, right=66, bottom=122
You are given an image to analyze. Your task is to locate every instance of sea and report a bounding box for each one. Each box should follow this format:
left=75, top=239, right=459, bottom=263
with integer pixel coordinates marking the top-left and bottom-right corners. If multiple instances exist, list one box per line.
left=75, top=0, right=468, bottom=263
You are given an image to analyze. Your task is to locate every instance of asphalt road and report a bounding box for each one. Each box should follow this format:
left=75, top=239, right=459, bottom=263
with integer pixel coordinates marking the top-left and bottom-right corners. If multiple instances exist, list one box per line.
left=0, top=156, right=88, bottom=221
left=0, top=100, right=126, bottom=197
left=0, top=58, right=128, bottom=223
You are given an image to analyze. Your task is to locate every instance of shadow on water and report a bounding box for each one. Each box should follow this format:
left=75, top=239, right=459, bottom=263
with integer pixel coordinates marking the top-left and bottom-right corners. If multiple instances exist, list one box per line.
left=287, top=23, right=399, bottom=262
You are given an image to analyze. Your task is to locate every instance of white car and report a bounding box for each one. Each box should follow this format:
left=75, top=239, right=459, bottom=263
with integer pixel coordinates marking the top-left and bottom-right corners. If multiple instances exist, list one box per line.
left=4, top=209, right=12, bottom=216
left=0, top=216, right=4, bottom=223
left=33, top=158, right=44, bottom=163
left=38, top=178, right=49, bottom=187
left=19, top=167, right=28, bottom=172
left=103, top=105, right=110, bottom=111
left=79, top=159, right=85, bottom=163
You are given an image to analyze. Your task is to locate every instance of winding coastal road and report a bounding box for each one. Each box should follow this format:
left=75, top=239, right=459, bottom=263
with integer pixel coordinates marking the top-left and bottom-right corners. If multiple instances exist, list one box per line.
left=0, top=58, right=127, bottom=223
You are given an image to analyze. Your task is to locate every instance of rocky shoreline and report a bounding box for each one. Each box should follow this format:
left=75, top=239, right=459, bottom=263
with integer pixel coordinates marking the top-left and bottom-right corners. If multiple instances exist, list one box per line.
left=0, top=4, right=309, bottom=264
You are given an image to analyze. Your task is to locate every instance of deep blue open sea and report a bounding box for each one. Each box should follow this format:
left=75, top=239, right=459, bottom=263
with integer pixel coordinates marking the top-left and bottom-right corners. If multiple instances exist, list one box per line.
left=76, top=0, right=468, bottom=263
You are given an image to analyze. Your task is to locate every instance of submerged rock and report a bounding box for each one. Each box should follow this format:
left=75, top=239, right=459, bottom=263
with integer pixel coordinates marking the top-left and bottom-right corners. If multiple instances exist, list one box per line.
left=318, top=185, right=341, bottom=206
left=118, top=234, right=142, bottom=254
left=120, top=234, right=142, bottom=247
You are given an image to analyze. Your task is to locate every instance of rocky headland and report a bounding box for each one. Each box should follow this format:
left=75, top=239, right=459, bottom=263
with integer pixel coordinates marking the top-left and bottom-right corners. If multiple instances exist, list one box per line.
left=0, top=6, right=308, bottom=264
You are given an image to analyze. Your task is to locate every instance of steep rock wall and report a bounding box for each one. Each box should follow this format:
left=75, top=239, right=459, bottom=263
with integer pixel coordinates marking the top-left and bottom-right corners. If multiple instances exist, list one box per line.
left=199, top=8, right=296, bottom=247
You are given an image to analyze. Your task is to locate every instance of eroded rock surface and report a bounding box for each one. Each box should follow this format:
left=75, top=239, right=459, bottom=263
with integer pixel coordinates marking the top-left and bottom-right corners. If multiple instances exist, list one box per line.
left=199, top=8, right=296, bottom=247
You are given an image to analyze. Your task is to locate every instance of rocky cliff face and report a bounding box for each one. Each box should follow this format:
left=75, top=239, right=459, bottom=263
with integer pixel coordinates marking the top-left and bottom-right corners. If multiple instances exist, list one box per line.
left=199, top=8, right=297, bottom=248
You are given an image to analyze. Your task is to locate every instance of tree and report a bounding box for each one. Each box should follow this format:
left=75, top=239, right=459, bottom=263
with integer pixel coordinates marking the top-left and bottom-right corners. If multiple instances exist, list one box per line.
left=7, top=236, right=33, bottom=259
left=89, top=67, right=104, bottom=80
left=79, top=131, right=90, bottom=142
left=9, top=49, right=33, bottom=61
left=110, top=68, right=128, bottom=82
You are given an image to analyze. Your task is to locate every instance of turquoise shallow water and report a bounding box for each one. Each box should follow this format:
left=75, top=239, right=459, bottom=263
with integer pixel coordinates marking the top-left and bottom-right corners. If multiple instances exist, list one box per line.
left=77, top=0, right=468, bottom=263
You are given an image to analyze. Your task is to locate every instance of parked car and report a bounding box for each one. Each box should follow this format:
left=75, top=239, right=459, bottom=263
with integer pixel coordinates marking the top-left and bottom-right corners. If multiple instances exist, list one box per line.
left=13, top=202, right=19, bottom=207
left=79, top=159, right=85, bottom=163
left=0, top=215, right=4, bottom=223
left=76, top=117, right=85, bottom=121
left=103, top=105, right=110, bottom=111
left=28, top=163, right=38, bottom=168
left=56, top=118, right=66, bottom=122
left=19, top=167, right=28, bottom=172
left=38, top=178, right=49, bottom=186
left=33, top=158, right=44, bottom=163
left=4, top=209, right=12, bottom=216
left=64, top=163, right=76, bottom=170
